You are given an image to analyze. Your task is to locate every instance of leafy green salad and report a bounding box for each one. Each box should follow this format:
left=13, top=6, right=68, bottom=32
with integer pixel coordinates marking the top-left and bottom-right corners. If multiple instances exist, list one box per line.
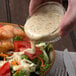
left=0, top=42, right=54, bottom=76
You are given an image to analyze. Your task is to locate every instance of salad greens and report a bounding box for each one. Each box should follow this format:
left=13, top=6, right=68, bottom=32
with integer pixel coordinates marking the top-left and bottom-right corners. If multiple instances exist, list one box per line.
left=36, top=42, right=53, bottom=74
left=13, top=36, right=23, bottom=41
left=40, top=49, right=49, bottom=64
left=0, top=41, right=53, bottom=76
left=43, top=43, right=53, bottom=54
left=13, top=70, right=27, bottom=76
left=41, top=64, right=51, bottom=72
left=21, top=54, right=28, bottom=59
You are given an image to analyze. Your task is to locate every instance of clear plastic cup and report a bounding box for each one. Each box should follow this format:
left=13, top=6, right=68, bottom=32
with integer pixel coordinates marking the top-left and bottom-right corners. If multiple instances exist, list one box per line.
left=25, top=2, right=65, bottom=43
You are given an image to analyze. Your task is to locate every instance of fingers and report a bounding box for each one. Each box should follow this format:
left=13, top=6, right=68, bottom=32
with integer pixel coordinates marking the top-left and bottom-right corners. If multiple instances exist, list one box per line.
left=29, top=0, right=43, bottom=16
left=59, top=0, right=75, bottom=36
left=59, top=18, right=74, bottom=37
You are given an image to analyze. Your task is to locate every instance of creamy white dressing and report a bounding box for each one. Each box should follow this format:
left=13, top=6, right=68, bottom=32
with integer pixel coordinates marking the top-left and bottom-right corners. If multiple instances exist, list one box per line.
left=24, top=2, right=65, bottom=54
left=13, top=65, right=21, bottom=71
left=24, top=40, right=36, bottom=54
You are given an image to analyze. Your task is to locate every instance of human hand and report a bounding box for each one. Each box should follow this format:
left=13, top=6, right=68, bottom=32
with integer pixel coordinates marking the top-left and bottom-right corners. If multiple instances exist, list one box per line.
left=29, top=0, right=76, bottom=37
left=59, top=0, right=76, bottom=36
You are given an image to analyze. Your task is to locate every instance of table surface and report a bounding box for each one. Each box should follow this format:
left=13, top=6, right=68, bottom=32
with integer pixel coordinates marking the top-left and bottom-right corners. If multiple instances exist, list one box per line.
left=45, top=50, right=76, bottom=76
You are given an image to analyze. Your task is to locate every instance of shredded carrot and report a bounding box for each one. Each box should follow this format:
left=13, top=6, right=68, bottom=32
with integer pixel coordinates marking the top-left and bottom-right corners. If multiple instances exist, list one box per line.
left=15, top=61, right=21, bottom=65
left=11, top=61, right=21, bottom=65
left=0, top=54, right=8, bottom=57
left=37, top=56, right=45, bottom=67
left=15, top=67, right=22, bottom=75
left=12, top=61, right=17, bottom=65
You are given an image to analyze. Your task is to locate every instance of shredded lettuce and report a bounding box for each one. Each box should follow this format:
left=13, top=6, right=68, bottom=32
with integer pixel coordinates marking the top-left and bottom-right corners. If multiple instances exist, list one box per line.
left=21, top=54, right=28, bottom=59
left=43, top=43, right=53, bottom=54
left=13, top=36, right=23, bottom=41
left=40, top=48, right=49, bottom=64
left=41, top=64, right=51, bottom=72
left=13, top=70, right=27, bottom=76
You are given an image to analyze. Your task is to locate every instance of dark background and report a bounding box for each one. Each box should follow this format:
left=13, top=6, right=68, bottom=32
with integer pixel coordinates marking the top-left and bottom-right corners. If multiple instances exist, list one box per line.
left=0, top=0, right=76, bottom=51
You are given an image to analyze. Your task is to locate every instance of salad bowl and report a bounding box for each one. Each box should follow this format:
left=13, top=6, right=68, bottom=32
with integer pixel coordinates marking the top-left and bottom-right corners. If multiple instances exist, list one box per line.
left=0, top=22, right=55, bottom=76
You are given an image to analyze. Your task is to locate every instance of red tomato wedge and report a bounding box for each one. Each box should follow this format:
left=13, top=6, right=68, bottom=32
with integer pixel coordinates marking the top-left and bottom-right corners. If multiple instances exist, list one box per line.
left=14, top=38, right=42, bottom=59
left=20, top=47, right=42, bottom=59
left=14, top=40, right=31, bottom=52
left=0, top=62, right=11, bottom=76
left=14, top=37, right=31, bottom=52
left=0, top=24, right=3, bottom=27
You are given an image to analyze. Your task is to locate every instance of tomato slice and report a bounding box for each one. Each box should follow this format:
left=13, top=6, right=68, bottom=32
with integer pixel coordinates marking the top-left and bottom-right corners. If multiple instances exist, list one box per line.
left=0, top=62, right=11, bottom=76
left=14, top=37, right=42, bottom=59
left=23, top=47, right=42, bottom=59
left=14, top=40, right=31, bottom=52
left=0, top=24, right=3, bottom=27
